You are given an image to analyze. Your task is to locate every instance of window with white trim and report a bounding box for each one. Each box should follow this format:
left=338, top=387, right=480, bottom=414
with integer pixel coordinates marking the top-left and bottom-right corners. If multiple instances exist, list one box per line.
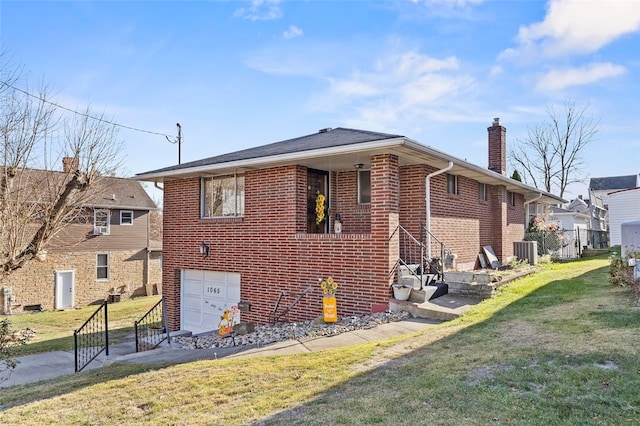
left=446, top=174, right=458, bottom=195
left=120, top=210, right=133, bottom=225
left=96, top=253, right=109, bottom=280
left=202, top=174, right=245, bottom=218
left=94, top=209, right=110, bottom=235
left=357, top=170, right=371, bottom=204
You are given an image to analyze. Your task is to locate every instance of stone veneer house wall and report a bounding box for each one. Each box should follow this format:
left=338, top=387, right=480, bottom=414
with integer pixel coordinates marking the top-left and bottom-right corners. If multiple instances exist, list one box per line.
left=136, top=119, right=563, bottom=334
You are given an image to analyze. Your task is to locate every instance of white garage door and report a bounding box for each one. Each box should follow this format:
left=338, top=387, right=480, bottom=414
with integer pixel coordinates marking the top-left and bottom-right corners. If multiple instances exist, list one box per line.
left=181, top=270, right=241, bottom=335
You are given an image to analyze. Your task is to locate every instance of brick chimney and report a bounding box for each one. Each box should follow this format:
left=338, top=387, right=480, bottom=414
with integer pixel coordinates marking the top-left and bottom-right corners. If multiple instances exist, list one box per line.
left=487, top=117, right=506, bottom=175
left=62, top=157, right=79, bottom=173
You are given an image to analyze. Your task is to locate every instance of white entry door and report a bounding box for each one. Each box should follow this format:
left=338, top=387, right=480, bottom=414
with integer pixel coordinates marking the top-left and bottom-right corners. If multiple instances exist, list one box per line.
left=181, top=270, right=241, bottom=335
left=55, top=270, right=75, bottom=309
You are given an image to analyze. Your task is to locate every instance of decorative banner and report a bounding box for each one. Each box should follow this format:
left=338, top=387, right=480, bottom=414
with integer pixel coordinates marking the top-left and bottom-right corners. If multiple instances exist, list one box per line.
left=323, top=296, right=337, bottom=323
left=218, top=305, right=239, bottom=335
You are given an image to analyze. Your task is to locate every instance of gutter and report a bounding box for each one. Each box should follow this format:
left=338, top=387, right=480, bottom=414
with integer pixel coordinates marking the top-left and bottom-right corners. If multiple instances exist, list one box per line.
left=425, top=161, right=453, bottom=258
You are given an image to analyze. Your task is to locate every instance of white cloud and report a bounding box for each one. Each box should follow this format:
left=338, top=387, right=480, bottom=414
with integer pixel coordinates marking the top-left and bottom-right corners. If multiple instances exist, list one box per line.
left=410, top=0, right=483, bottom=7
left=328, top=78, right=380, bottom=97
left=507, top=0, right=640, bottom=59
left=489, top=65, right=503, bottom=77
left=283, top=25, right=303, bottom=39
left=400, top=73, right=473, bottom=105
left=536, top=62, right=627, bottom=91
left=234, top=0, right=282, bottom=21
left=312, top=50, right=475, bottom=130
left=389, top=52, right=459, bottom=77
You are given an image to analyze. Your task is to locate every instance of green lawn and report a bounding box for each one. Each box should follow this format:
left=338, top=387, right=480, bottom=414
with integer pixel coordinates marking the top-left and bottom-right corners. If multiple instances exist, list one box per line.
left=2, top=255, right=640, bottom=425
left=5, top=295, right=162, bottom=356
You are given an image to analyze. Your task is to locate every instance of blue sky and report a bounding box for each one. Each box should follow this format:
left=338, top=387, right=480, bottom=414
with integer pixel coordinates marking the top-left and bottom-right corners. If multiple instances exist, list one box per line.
left=2, top=0, right=639, bottom=202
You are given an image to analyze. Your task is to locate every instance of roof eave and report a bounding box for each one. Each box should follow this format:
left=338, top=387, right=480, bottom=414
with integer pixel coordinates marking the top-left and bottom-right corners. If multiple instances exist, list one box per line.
left=135, top=134, right=565, bottom=204
left=135, top=137, right=408, bottom=181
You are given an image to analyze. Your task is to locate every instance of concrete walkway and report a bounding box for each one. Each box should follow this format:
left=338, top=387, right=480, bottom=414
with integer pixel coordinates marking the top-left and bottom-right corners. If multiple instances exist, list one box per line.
left=1, top=317, right=439, bottom=389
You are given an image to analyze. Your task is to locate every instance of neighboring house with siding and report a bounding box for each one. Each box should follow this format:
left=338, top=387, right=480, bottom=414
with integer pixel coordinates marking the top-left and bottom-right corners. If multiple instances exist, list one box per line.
left=589, top=174, right=640, bottom=232
left=589, top=174, right=639, bottom=207
left=1, top=160, right=161, bottom=315
left=607, top=187, right=640, bottom=246
left=136, top=119, right=563, bottom=334
left=549, top=203, right=591, bottom=258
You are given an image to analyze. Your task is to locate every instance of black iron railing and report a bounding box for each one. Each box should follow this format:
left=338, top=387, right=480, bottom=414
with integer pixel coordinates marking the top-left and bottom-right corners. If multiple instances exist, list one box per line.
left=390, top=225, right=446, bottom=287
left=74, top=301, right=108, bottom=372
left=269, top=286, right=314, bottom=324
left=134, top=297, right=170, bottom=352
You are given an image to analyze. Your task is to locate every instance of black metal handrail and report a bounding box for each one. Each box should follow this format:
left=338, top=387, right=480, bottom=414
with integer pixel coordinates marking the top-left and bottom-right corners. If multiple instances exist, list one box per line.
left=134, top=296, right=170, bottom=352
left=389, top=224, right=446, bottom=287
left=74, top=301, right=108, bottom=372
left=420, top=224, right=446, bottom=281
left=269, top=286, right=314, bottom=324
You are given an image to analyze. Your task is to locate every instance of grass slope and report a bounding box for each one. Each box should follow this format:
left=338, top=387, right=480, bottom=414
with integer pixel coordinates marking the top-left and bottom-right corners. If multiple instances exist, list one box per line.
left=6, top=296, right=162, bottom=356
left=2, top=256, right=640, bottom=425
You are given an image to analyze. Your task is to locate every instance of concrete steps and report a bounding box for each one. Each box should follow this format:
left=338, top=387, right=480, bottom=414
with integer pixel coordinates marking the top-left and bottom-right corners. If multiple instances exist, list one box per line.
left=390, top=293, right=481, bottom=321
left=390, top=268, right=537, bottom=321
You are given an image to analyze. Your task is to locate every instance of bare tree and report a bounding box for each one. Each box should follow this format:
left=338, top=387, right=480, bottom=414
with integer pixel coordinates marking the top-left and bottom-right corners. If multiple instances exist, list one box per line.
left=508, top=101, right=599, bottom=198
left=0, top=58, right=123, bottom=277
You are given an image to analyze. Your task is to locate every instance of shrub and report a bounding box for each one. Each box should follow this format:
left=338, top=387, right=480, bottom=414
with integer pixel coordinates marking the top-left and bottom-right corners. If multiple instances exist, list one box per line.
left=0, top=318, right=33, bottom=383
left=608, top=253, right=637, bottom=292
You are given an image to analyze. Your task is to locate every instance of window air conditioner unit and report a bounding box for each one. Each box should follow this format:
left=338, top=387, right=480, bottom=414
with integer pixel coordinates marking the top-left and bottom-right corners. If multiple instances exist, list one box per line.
left=95, top=226, right=109, bottom=235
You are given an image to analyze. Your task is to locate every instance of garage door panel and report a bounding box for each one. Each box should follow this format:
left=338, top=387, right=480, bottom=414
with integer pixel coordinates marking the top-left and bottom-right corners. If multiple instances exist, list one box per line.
left=181, top=270, right=241, bottom=334
left=183, top=309, right=201, bottom=327
left=183, top=294, right=202, bottom=308
left=227, top=286, right=241, bottom=300
left=183, top=269, right=204, bottom=281
left=183, top=282, right=202, bottom=296
left=202, top=313, right=219, bottom=330
left=203, top=298, right=226, bottom=315
left=226, top=273, right=241, bottom=285
left=204, top=270, right=227, bottom=284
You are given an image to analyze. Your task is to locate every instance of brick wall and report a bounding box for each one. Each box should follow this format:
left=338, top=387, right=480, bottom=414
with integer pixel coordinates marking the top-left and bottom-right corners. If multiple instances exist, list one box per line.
left=161, top=157, right=399, bottom=330
left=0, top=249, right=160, bottom=314
left=399, top=164, right=520, bottom=269
left=333, top=170, right=371, bottom=234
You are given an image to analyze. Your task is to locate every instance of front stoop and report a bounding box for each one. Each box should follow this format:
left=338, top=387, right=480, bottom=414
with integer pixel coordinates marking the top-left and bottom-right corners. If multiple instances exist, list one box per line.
left=389, top=294, right=481, bottom=321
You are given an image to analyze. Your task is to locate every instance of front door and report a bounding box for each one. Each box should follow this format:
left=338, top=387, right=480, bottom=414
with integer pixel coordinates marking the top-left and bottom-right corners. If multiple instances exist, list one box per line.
left=55, top=270, right=75, bottom=309
left=307, top=169, right=329, bottom=233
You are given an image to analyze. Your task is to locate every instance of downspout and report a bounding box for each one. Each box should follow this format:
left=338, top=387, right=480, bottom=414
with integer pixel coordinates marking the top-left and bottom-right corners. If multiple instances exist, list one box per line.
left=425, top=162, right=453, bottom=258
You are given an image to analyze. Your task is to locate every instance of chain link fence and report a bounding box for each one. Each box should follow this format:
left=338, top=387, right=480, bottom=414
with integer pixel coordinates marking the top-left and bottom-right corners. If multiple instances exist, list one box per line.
left=524, top=229, right=610, bottom=260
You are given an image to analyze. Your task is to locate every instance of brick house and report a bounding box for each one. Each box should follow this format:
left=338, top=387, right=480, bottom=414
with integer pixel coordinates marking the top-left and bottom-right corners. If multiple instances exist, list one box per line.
left=136, top=118, right=563, bottom=334
left=1, top=161, right=161, bottom=315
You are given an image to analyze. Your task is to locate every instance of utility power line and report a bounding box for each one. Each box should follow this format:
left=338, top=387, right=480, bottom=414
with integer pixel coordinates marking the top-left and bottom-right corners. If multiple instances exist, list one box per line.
left=1, top=80, right=177, bottom=141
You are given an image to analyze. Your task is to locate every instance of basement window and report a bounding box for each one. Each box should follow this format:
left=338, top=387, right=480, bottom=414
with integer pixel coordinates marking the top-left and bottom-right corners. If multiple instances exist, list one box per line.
left=478, top=183, right=487, bottom=201
left=357, top=170, right=371, bottom=204
left=447, top=174, right=458, bottom=195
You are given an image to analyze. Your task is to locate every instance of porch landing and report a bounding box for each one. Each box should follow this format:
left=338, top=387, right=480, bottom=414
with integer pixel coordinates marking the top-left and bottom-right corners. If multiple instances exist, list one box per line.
left=389, top=294, right=481, bottom=321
